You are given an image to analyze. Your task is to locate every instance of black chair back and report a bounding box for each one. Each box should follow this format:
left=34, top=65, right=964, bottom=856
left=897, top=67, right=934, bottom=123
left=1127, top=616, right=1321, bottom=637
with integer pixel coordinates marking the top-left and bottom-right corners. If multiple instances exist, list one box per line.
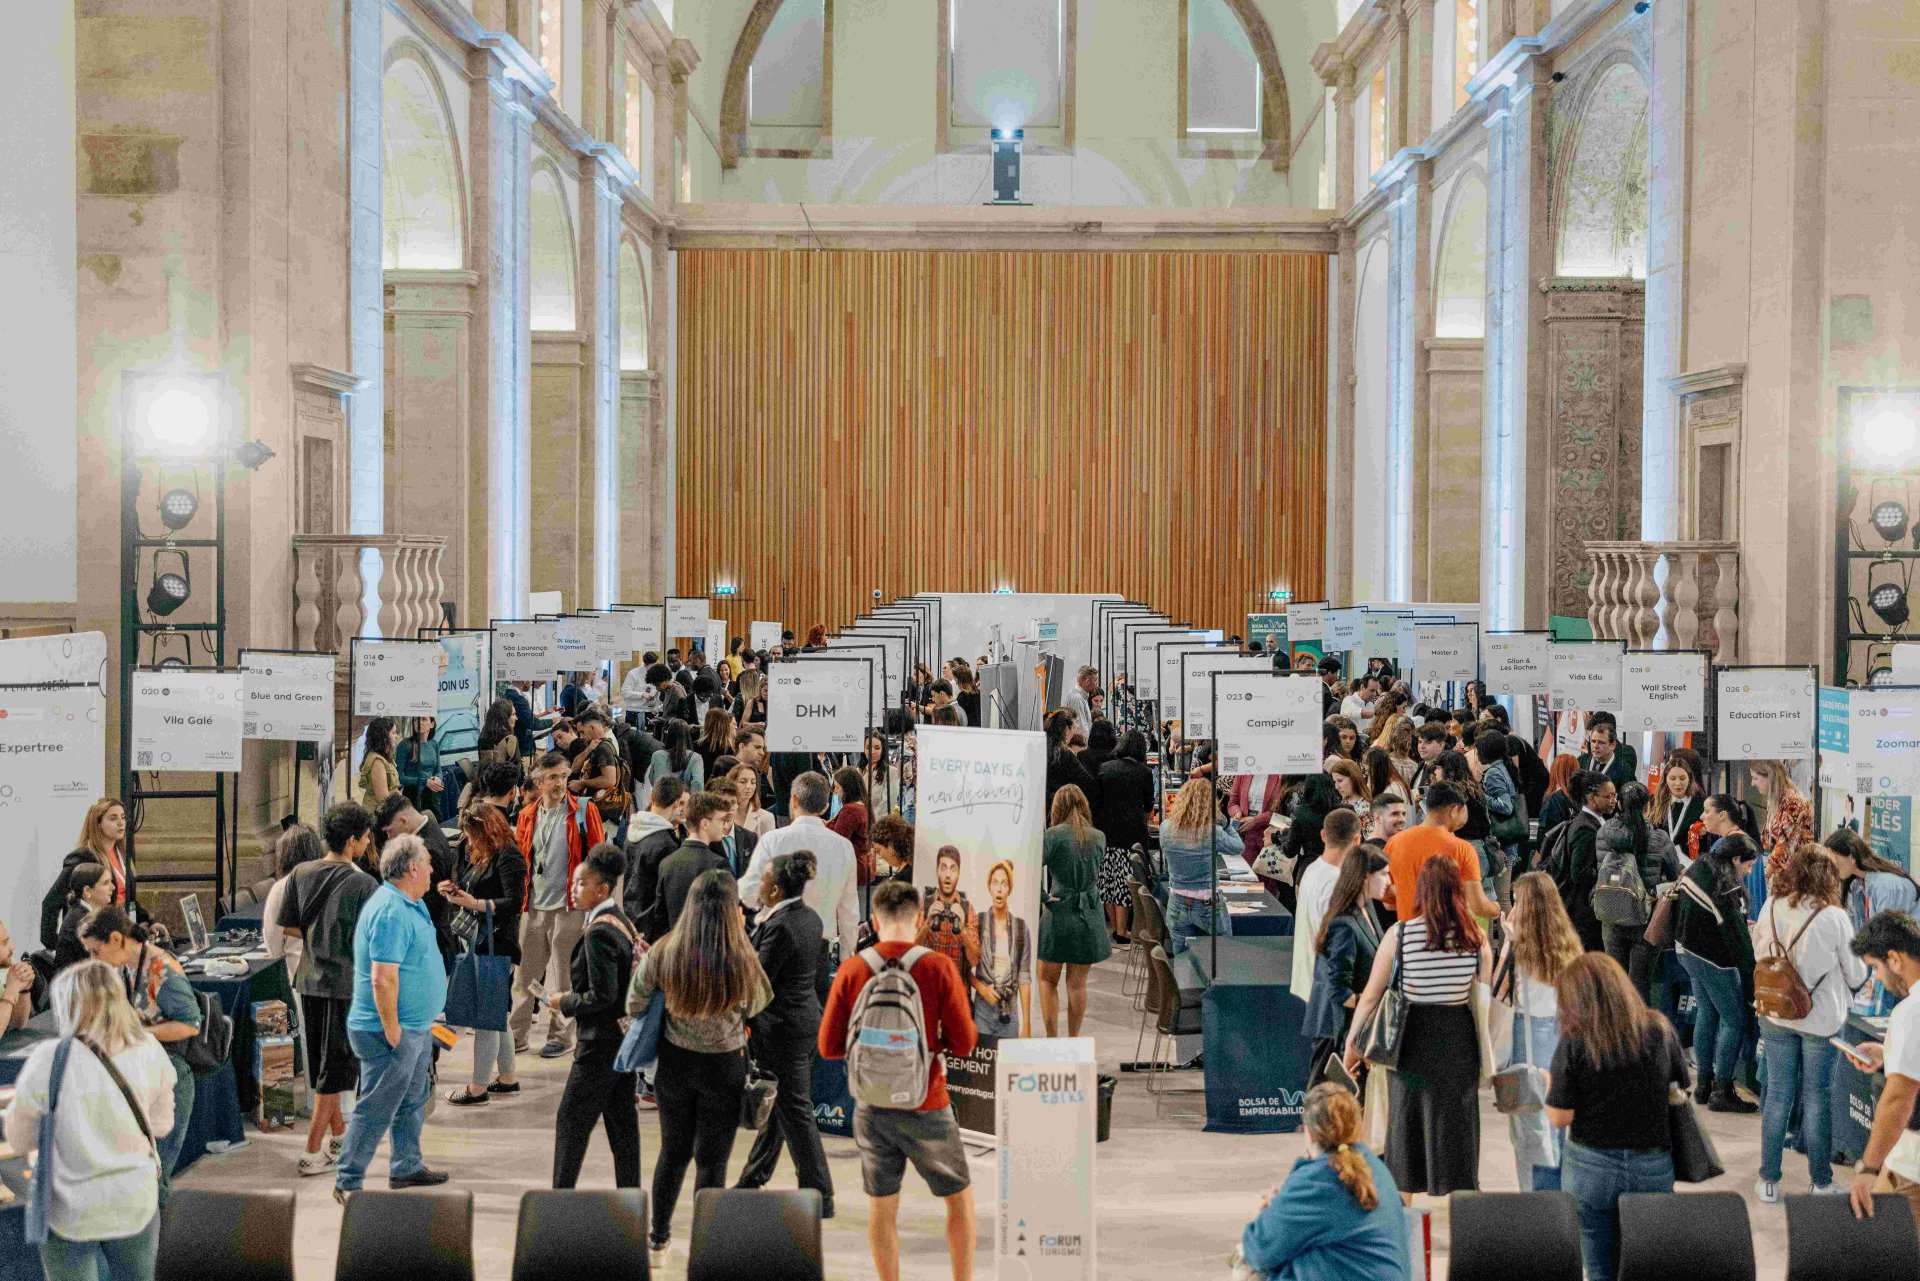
left=512, top=1189, right=650, bottom=1281
left=337, top=1188, right=474, bottom=1281
left=1448, top=1191, right=1582, bottom=1281
left=689, top=1188, right=823, bottom=1281
left=1785, top=1191, right=1920, bottom=1280
left=155, top=1188, right=296, bottom=1281
left=1618, top=1192, right=1754, bottom=1281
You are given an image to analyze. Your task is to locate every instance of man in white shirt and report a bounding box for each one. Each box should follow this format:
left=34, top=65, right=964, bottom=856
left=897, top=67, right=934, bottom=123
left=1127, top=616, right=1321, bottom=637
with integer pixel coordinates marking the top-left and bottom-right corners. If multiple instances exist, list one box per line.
left=1847, top=911, right=1920, bottom=1231
left=1062, top=666, right=1099, bottom=738
left=1290, top=810, right=1361, bottom=1002
left=1339, top=672, right=1383, bottom=739
left=739, top=771, right=860, bottom=963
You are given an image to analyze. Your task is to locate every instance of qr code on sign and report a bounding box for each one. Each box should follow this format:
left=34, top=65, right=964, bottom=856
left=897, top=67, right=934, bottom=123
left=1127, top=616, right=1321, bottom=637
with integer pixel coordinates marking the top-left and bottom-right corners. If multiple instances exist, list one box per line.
left=137, top=752, right=154, bottom=767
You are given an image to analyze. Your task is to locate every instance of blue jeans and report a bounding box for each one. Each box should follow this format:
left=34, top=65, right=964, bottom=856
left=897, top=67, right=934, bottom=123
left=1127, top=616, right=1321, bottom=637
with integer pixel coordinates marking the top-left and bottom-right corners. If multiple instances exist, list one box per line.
left=1508, top=1011, right=1563, bottom=1190
left=38, top=1219, right=159, bottom=1281
left=1562, top=1140, right=1675, bottom=1280
left=336, top=1027, right=434, bottom=1191
left=1677, top=951, right=1745, bottom=1083
left=1163, top=892, right=1231, bottom=955
left=155, top=1056, right=196, bottom=1198
left=1761, top=1026, right=1838, bottom=1187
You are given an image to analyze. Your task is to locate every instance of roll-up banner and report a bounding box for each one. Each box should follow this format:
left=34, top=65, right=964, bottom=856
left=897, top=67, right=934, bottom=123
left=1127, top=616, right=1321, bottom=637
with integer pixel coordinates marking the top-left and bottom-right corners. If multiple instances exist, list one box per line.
left=240, top=650, right=335, bottom=742
left=1323, top=608, right=1365, bottom=654
left=1179, top=651, right=1273, bottom=739
left=491, top=619, right=560, bottom=682
left=766, top=657, right=874, bottom=753
left=813, top=642, right=890, bottom=727
left=1152, top=640, right=1218, bottom=709
left=910, top=724, right=1048, bottom=1140
left=1128, top=628, right=1193, bottom=700
left=0, top=631, right=109, bottom=687
left=706, top=617, right=728, bottom=664
left=347, top=639, right=440, bottom=717
left=1618, top=651, right=1709, bottom=732
left=131, top=667, right=244, bottom=771
left=1287, top=601, right=1328, bottom=644
left=995, top=1038, right=1097, bottom=1281
left=1715, top=665, right=1817, bottom=761
left=750, top=620, right=783, bottom=651
left=664, top=595, right=710, bottom=641
left=1821, top=685, right=1920, bottom=797
left=431, top=630, right=489, bottom=759
left=610, top=604, right=665, bottom=655
left=1246, top=613, right=1289, bottom=657
left=1211, top=671, right=1324, bottom=776
left=1547, top=640, right=1625, bottom=714
left=1482, top=631, right=1551, bottom=697
left=0, top=680, right=104, bottom=963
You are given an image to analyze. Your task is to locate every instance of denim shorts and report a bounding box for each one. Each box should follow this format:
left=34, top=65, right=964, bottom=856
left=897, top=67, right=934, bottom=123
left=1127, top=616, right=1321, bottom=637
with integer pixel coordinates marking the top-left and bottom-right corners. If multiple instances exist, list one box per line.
left=853, top=1103, right=972, bottom=1199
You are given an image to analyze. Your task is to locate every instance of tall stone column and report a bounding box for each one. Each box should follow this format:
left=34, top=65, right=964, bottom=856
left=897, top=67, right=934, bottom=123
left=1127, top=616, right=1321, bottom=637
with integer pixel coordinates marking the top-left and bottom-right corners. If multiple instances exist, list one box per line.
left=383, top=270, right=477, bottom=622
left=1315, top=46, right=1357, bottom=602
left=1422, top=338, right=1486, bottom=602
left=1385, top=165, right=1430, bottom=601
left=619, top=369, right=662, bottom=602
left=530, top=330, right=587, bottom=609
left=580, top=149, right=638, bottom=609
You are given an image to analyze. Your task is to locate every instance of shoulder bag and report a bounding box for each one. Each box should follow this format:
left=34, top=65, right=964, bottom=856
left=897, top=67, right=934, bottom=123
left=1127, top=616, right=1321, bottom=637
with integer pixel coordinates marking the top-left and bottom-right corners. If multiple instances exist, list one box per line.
left=1669, top=1082, right=1725, bottom=1182
left=739, top=1058, right=779, bottom=1131
left=1491, top=965, right=1549, bottom=1115
left=614, top=984, right=667, bottom=1075
left=1356, top=928, right=1409, bottom=1070
left=444, top=905, right=512, bottom=1032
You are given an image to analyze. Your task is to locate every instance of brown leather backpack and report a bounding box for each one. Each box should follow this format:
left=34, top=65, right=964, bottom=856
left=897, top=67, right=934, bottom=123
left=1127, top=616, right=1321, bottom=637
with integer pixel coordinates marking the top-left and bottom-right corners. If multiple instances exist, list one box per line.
left=1752, top=901, right=1819, bottom=1022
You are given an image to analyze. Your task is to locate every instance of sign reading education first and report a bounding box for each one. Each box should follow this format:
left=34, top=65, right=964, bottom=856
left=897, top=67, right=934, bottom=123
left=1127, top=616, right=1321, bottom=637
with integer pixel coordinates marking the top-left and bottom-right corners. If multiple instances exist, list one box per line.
left=765, top=659, right=872, bottom=752
left=1716, top=668, right=1816, bottom=761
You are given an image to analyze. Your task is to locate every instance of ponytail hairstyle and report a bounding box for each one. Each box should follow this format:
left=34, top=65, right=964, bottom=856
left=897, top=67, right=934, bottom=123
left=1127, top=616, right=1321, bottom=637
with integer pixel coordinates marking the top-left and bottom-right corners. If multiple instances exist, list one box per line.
left=769, top=850, right=817, bottom=902
left=79, top=903, right=148, bottom=948
left=1706, top=792, right=1761, bottom=842
left=1302, top=1083, right=1377, bottom=1211
left=65, top=861, right=109, bottom=908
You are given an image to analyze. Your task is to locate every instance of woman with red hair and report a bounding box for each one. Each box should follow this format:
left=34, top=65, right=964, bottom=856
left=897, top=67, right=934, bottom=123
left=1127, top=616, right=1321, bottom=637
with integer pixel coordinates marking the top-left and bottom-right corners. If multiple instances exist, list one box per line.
left=1536, top=753, right=1581, bottom=837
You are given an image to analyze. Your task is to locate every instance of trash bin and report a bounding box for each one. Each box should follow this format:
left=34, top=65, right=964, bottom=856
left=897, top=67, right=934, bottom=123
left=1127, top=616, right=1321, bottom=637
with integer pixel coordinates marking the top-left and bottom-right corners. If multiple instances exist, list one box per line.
left=1097, top=1074, right=1117, bottom=1143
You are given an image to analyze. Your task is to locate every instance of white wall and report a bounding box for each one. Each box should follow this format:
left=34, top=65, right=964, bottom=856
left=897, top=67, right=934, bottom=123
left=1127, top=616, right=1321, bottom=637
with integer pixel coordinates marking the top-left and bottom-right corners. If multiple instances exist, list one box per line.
left=1351, top=237, right=1391, bottom=600
left=928, top=592, right=1123, bottom=673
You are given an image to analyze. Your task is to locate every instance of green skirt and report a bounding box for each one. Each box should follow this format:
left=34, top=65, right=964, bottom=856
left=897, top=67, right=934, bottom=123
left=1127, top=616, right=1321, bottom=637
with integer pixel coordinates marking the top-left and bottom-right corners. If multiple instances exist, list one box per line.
left=1038, top=892, right=1114, bottom=965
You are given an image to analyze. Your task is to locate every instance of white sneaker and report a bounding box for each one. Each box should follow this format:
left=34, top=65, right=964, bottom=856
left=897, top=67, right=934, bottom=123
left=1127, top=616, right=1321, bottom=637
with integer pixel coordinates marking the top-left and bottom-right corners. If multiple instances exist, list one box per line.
left=299, top=1150, right=339, bottom=1177
left=1811, top=1182, right=1848, bottom=1196
left=326, top=1135, right=344, bottom=1161
left=1754, top=1178, right=1780, bottom=1204
left=647, top=1239, right=669, bottom=1270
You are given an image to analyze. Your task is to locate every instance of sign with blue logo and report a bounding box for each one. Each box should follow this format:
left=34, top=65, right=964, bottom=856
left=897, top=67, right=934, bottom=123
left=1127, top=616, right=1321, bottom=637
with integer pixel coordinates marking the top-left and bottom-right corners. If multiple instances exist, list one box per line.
left=996, top=1039, right=1096, bottom=1281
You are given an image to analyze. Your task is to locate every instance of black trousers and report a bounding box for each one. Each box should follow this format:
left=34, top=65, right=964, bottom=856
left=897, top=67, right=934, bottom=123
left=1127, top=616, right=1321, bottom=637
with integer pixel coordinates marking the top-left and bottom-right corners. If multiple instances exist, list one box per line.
left=1601, top=923, right=1660, bottom=1003
left=651, top=1039, right=746, bottom=1240
left=552, top=1048, right=641, bottom=1189
left=735, top=1032, right=834, bottom=1196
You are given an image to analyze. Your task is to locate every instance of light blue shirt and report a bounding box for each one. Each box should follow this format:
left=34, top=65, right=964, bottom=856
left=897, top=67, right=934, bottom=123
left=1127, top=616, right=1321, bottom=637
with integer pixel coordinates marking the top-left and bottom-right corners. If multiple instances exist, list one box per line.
left=348, top=882, right=448, bottom=1032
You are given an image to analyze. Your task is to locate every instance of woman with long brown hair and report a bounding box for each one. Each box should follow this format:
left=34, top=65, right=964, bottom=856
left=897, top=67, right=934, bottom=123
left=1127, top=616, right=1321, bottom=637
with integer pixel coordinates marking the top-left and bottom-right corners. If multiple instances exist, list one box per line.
left=1302, top=847, right=1390, bottom=1082
left=1545, top=953, right=1690, bottom=1281
left=1822, top=826, right=1919, bottom=1016
left=693, top=707, right=736, bottom=781
left=1500, top=871, right=1584, bottom=1191
left=441, top=804, right=528, bottom=1104
left=627, top=868, right=770, bottom=1263
left=725, top=763, right=774, bottom=838
left=1327, top=756, right=1372, bottom=819
left=1159, top=777, right=1243, bottom=955
left=1344, top=857, right=1492, bottom=1198
left=41, top=798, right=152, bottom=950
left=1649, top=747, right=1707, bottom=851
left=1037, top=784, right=1110, bottom=1037
left=1749, top=758, right=1814, bottom=887
left=1236, top=1083, right=1406, bottom=1279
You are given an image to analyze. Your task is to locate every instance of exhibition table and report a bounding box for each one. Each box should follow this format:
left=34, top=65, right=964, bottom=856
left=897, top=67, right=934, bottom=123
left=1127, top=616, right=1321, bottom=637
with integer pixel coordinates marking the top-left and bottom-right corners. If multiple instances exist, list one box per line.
left=215, top=901, right=266, bottom=933
left=175, top=953, right=292, bottom=1171
left=1833, top=1010, right=1889, bottom=1168
left=1217, top=883, right=1292, bottom=937
left=1176, top=936, right=1312, bottom=1135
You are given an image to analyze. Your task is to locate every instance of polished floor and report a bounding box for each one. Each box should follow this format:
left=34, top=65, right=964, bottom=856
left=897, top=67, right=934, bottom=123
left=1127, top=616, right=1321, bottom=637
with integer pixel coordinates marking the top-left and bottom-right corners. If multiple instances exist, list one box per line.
left=178, top=952, right=1793, bottom=1279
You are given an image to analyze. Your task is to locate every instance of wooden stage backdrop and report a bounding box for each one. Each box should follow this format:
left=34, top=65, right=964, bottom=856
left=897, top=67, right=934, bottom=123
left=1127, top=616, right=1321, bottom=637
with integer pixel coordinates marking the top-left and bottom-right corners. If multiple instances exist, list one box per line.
left=675, top=248, right=1327, bottom=642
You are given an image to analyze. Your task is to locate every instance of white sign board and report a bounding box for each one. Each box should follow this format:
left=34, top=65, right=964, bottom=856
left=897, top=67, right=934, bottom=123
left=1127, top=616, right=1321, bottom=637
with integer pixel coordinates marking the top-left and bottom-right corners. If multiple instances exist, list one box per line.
left=1619, top=652, right=1708, bottom=732
left=812, top=644, right=889, bottom=727
left=351, top=641, right=439, bottom=716
left=1288, top=601, right=1326, bottom=643
left=0, top=684, right=104, bottom=969
left=706, top=618, right=728, bottom=664
left=1153, top=641, right=1217, bottom=708
left=766, top=658, right=874, bottom=752
left=1894, top=643, right=1920, bottom=684
left=750, top=620, right=783, bottom=651
left=0, top=631, right=109, bottom=686
left=492, top=620, right=560, bottom=681
left=995, top=1038, right=1097, bottom=1281
left=1717, top=668, right=1817, bottom=761
left=131, top=669, right=244, bottom=771
left=1129, top=629, right=1194, bottom=700
left=1413, top=623, right=1479, bottom=684
left=577, top=613, right=626, bottom=664
left=665, top=596, right=710, bottom=640
left=527, top=590, right=563, bottom=615
left=1360, top=613, right=1409, bottom=665
left=1180, top=652, right=1273, bottom=739
left=1212, top=672, right=1323, bottom=776
left=1324, top=608, right=1365, bottom=653
left=552, top=615, right=594, bottom=666
left=1482, top=633, right=1550, bottom=697
left=1548, top=643, right=1623, bottom=714
left=613, top=605, right=663, bottom=655
left=1851, top=687, right=1920, bottom=796
left=241, top=652, right=335, bottom=741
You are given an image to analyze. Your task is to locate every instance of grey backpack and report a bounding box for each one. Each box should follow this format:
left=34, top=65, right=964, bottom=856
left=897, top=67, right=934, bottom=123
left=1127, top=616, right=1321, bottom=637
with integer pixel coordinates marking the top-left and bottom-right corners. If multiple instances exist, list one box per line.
left=1591, top=824, right=1650, bottom=927
left=845, top=946, right=934, bottom=1108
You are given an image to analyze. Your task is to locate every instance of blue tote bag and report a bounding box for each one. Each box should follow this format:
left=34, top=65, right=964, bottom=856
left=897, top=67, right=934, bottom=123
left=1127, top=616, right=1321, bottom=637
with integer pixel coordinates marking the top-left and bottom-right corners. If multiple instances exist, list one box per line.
left=444, top=906, right=513, bottom=1032
left=614, top=988, right=666, bottom=1075
left=24, top=1040, right=75, bottom=1244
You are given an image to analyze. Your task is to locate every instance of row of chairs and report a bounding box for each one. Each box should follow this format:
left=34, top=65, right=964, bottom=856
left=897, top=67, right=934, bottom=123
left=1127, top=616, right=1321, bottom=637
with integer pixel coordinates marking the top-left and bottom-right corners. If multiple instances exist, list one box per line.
left=1449, top=1188, right=1920, bottom=1280
left=153, top=1186, right=826, bottom=1281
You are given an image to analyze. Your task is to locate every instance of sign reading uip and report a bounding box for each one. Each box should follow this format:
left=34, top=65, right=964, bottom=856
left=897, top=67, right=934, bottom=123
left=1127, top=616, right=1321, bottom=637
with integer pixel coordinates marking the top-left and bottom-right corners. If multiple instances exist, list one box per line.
left=131, top=670, right=244, bottom=771
left=1483, top=632, right=1550, bottom=697
left=1212, top=672, right=1323, bottom=776
left=1619, top=652, right=1708, bottom=732
left=1548, top=642, right=1624, bottom=714
left=765, top=659, right=872, bottom=752
left=995, top=1038, right=1096, bottom=1281
left=241, top=652, right=335, bottom=742
left=1716, top=667, right=1816, bottom=761
left=351, top=641, right=439, bottom=716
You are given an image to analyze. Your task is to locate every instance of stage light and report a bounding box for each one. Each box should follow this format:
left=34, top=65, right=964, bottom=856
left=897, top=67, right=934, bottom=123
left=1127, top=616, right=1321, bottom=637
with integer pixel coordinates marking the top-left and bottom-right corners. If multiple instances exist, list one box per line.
left=1869, top=560, right=1911, bottom=629
left=233, top=439, right=276, bottom=471
left=133, top=383, right=219, bottom=459
left=159, top=487, right=199, bottom=531
left=1856, top=397, right=1920, bottom=469
left=988, top=128, right=1026, bottom=206
left=147, top=552, right=192, bottom=618
left=1873, top=498, right=1911, bottom=543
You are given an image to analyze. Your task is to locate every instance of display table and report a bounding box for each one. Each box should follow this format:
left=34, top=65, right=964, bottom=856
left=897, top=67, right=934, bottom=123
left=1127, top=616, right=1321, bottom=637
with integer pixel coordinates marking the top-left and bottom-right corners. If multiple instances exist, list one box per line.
left=174, top=952, right=292, bottom=1172
left=1175, top=936, right=1312, bottom=1135
left=1833, top=1010, right=1889, bottom=1168
left=0, top=1011, right=57, bottom=1088
left=1218, top=883, right=1292, bottom=938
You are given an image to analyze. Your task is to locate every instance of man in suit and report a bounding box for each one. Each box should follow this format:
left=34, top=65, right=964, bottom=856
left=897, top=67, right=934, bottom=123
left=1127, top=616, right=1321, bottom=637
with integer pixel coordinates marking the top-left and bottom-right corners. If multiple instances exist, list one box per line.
left=1578, top=717, right=1638, bottom=790
left=649, top=790, right=733, bottom=938
left=550, top=843, right=640, bottom=1188
left=1556, top=770, right=1616, bottom=952
left=622, top=776, right=687, bottom=933
left=1317, top=656, right=1343, bottom=721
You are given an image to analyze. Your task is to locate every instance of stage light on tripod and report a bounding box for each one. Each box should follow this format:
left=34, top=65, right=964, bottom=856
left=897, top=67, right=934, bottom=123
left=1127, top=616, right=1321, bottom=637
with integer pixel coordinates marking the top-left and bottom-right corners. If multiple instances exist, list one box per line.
left=1871, top=580, right=1910, bottom=629
left=159, top=487, right=199, bottom=531
left=1856, top=397, right=1920, bottom=469
left=146, top=550, right=191, bottom=618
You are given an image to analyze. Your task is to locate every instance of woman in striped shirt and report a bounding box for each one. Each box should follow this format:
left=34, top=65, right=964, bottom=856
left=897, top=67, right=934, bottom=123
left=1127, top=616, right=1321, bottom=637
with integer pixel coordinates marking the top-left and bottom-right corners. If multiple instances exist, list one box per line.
left=1344, top=856, right=1492, bottom=1199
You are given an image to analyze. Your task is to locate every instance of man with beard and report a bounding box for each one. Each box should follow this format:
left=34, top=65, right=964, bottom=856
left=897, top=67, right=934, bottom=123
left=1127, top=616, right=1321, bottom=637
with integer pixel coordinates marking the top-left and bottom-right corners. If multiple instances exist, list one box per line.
left=916, top=845, right=979, bottom=975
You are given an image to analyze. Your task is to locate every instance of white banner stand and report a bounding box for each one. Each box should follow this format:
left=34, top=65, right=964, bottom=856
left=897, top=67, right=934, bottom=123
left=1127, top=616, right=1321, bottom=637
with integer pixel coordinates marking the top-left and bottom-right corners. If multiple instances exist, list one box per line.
left=765, top=657, right=873, bottom=752
left=995, top=1038, right=1097, bottom=1281
left=750, top=620, right=783, bottom=651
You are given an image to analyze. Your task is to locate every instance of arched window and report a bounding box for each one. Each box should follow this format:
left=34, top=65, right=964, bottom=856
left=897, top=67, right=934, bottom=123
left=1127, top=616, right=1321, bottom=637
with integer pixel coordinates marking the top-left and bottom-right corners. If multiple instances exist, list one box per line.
left=529, top=163, right=577, bottom=330
left=619, top=240, right=650, bottom=370
left=721, top=0, right=834, bottom=167
left=1554, top=62, right=1650, bottom=278
left=1184, top=0, right=1259, bottom=135
left=1433, top=172, right=1488, bottom=338
left=382, top=50, right=465, bottom=270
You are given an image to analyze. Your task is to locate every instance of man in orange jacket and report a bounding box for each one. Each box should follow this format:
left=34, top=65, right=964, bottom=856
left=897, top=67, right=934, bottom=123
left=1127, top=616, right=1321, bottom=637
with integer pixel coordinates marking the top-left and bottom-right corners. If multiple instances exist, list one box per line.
left=511, top=750, right=605, bottom=1057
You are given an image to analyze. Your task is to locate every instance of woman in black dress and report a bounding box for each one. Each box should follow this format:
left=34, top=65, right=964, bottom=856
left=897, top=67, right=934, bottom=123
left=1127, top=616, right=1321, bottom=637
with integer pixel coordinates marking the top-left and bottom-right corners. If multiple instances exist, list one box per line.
left=1092, top=730, right=1155, bottom=942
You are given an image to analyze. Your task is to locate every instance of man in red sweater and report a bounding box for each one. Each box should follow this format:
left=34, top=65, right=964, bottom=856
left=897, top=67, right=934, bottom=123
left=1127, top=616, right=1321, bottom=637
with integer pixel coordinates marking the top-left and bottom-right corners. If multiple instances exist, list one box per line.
left=820, top=880, right=979, bottom=1281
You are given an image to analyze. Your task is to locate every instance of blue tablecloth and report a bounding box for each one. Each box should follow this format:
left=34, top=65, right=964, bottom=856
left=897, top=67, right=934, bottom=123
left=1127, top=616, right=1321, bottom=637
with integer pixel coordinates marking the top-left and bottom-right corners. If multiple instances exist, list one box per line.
left=1176, top=935, right=1312, bottom=1135
left=174, top=954, right=291, bottom=1173
left=0, top=1162, right=30, bottom=1281
left=1220, top=885, right=1292, bottom=937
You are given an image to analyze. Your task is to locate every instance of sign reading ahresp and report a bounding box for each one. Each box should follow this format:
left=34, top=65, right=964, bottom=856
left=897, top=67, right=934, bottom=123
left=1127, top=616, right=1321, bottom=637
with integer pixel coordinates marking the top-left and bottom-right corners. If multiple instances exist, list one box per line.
left=764, top=658, right=872, bottom=752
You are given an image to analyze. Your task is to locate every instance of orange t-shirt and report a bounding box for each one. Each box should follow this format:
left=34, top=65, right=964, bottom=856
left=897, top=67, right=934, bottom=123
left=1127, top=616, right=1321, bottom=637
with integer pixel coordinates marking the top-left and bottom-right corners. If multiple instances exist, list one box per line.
left=1385, top=825, right=1483, bottom=922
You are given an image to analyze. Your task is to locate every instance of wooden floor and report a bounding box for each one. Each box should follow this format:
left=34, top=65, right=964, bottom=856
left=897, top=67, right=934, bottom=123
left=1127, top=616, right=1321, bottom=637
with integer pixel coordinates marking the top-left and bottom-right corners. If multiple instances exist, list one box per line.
left=178, top=951, right=1792, bottom=1279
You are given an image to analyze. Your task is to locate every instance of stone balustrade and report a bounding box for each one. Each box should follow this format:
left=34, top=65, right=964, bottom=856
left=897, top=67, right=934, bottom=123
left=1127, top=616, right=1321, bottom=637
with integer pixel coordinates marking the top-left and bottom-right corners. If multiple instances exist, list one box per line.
left=291, top=535, right=448, bottom=653
left=1584, top=541, right=1741, bottom=663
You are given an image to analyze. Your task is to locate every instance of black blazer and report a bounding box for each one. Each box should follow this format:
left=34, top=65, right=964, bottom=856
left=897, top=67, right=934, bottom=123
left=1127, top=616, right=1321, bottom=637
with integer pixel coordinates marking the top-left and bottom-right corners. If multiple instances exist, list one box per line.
left=456, top=841, right=528, bottom=964
left=748, top=899, right=826, bottom=1045
left=721, top=826, right=758, bottom=881
left=41, top=849, right=146, bottom=950
left=1092, top=758, right=1154, bottom=851
left=560, top=905, right=637, bottom=1052
left=652, top=840, right=728, bottom=938
left=1046, top=748, right=1097, bottom=818
left=622, top=820, right=683, bottom=934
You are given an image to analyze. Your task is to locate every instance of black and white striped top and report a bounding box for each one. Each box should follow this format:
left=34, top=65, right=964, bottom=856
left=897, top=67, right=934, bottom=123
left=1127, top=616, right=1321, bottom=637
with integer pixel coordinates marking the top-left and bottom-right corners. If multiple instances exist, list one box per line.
left=1397, top=917, right=1479, bottom=1005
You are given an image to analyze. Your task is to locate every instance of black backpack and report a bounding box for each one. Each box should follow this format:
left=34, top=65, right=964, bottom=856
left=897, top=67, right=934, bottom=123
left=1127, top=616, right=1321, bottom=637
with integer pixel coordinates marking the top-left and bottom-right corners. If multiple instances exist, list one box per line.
left=179, top=989, right=235, bottom=1078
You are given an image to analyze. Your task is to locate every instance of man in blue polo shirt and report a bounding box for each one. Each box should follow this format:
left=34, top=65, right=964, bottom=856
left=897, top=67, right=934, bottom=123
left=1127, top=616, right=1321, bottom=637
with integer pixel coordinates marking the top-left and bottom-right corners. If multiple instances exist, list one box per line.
left=335, top=833, right=450, bottom=1201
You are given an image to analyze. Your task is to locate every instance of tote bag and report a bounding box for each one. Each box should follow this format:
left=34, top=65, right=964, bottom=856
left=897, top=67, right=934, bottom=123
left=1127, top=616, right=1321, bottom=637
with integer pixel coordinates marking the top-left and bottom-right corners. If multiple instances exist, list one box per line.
left=444, top=906, right=512, bottom=1032
left=1669, top=1085, right=1725, bottom=1183
left=24, top=1040, right=73, bottom=1244
left=614, top=988, right=667, bottom=1075
left=1490, top=966, right=1550, bottom=1116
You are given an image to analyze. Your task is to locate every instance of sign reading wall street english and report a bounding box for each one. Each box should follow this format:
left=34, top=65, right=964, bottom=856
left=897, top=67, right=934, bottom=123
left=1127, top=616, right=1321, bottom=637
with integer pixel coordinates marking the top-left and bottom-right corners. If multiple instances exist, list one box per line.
left=351, top=641, right=439, bottom=716
left=750, top=620, right=782, bottom=651
left=1716, top=668, right=1816, bottom=761
left=1482, top=633, right=1550, bottom=697
left=1323, top=608, right=1364, bottom=653
left=241, top=652, right=335, bottom=741
left=131, top=670, right=244, bottom=771
left=1619, top=652, right=1708, bottom=732
left=765, top=658, right=873, bottom=752
left=492, top=620, right=560, bottom=682
left=1548, top=642, right=1624, bottom=714
left=1180, top=652, right=1273, bottom=739
left=995, top=1038, right=1097, bottom=1281
left=1288, top=601, right=1326, bottom=643
left=1412, top=623, right=1479, bottom=684
left=664, top=596, right=709, bottom=640
left=1213, top=672, right=1323, bottom=775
